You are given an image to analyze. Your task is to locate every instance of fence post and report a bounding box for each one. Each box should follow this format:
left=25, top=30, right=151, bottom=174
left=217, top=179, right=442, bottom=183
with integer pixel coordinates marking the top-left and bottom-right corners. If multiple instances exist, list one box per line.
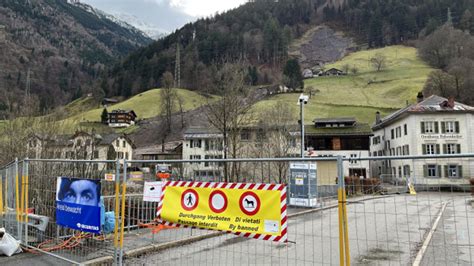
left=337, top=156, right=351, bottom=265
left=119, top=159, right=128, bottom=266
left=113, top=159, right=121, bottom=265
left=24, top=159, right=29, bottom=245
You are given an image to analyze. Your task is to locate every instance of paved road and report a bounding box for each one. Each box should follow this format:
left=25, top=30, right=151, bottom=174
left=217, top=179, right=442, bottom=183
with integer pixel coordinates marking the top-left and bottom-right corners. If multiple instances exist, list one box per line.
left=2, top=193, right=473, bottom=265
left=125, top=193, right=474, bottom=265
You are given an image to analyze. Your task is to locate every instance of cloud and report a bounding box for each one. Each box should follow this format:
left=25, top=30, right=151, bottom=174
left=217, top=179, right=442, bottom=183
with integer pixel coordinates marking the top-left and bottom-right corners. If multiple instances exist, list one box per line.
left=80, top=0, right=195, bottom=32
left=177, top=0, right=247, bottom=17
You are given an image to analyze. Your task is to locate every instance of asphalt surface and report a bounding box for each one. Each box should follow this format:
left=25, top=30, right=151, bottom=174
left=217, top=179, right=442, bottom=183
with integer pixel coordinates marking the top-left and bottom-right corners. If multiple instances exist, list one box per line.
left=2, top=193, right=473, bottom=265
left=125, top=193, right=474, bottom=265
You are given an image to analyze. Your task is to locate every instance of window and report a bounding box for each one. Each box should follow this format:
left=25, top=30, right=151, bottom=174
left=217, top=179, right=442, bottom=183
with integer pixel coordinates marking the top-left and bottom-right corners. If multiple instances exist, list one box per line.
left=391, top=129, right=394, bottom=139
left=446, top=165, right=462, bottom=178
left=204, top=155, right=223, bottom=167
left=404, top=124, right=407, bottom=135
left=116, top=140, right=120, bottom=146
left=426, top=164, right=439, bottom=178
left=372, top=136, right=381, bottom=145
left=93, top=151, right=99, bottom=159
left=85, top=139, right=91, bottom=146
left=421, top=121, right=438, bottom=134
left=240, top=130, right=250, bottom=141
left=444, top=143, right=461, bottom=154
left=442, top=121, right=459, bottom=133
left=123, top=140, right=126, bottom=148
left=398, top=166, right=402, bottom=178
left=190, top=139, right=202, bottom=148
left=423, top=144, right=439, bottom=155
left=117, top=152, right=124, bottom=159
left=403, top=165, right=410, bottom=177
left=396, top=147, right=401, bottom=155
left=77, top=139, right=82, bottom=146
left=125, top=152, right=129, bottom=160
left=256, top=129, right=266, bottom=141
left=396, top=127, right=401, bottom=138
left=373, top=152, right=377, bottom=157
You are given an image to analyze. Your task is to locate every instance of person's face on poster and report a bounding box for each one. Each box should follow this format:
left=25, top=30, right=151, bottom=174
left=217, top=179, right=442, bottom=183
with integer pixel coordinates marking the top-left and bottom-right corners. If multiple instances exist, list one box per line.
left=59, top=179, right=99, bottom=206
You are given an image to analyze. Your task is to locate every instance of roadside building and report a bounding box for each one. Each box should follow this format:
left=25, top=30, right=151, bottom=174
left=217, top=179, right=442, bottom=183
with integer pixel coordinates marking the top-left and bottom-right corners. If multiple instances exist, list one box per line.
left=370, top=94, right=474, bottom=187
left=27, top=131, right=135, bottom=169
left=305, top=117, right=373, bottom=187
left=182, top=126, right=300, bottom=181
left=108, top=110, right=137, bottom=128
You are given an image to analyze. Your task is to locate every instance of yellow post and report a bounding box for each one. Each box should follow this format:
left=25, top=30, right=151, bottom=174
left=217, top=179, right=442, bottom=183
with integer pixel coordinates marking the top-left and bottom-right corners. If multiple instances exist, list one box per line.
left=15, top=171, right=20, bottom=222
left=342, top=187, right=351, bottom=266
left=20, top=174, right=25, bottom=223
left=337, top=188, right=345, bottom=266
left=0, top=178, right=4, bottom=214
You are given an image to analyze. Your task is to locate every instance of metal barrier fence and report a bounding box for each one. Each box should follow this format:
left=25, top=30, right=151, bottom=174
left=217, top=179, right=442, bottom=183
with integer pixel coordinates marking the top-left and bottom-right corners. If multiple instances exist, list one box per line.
left=0, top=154, right=473, bottom=265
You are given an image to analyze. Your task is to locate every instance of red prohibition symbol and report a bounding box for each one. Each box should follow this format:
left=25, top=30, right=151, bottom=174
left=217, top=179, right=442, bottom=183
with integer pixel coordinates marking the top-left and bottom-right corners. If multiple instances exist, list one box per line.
left=181, top=189, right=199, bottom=211
left=239, top=191, right=260, bottom=216
left=209, top=190, right=228, bottom=213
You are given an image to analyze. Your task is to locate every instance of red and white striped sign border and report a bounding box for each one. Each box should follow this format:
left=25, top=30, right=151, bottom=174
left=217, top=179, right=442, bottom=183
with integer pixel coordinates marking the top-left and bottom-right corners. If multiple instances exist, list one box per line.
left=156, top=181, right=288, bottom=243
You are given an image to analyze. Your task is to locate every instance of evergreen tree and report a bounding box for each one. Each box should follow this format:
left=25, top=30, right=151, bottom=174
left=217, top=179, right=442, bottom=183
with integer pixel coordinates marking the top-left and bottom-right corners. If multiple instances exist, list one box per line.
left=283, top=59, right=304, bottom=91
left=101, top=108, right=108, bottom=124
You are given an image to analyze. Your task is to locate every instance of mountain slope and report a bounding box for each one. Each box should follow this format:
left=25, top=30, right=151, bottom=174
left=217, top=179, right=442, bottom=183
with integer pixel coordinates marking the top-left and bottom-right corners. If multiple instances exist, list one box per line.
left=252, top=46, right=434, bottom=124
left=0, top=0, right=152, bottom=115
left=104, top=0, right=470, bottom=98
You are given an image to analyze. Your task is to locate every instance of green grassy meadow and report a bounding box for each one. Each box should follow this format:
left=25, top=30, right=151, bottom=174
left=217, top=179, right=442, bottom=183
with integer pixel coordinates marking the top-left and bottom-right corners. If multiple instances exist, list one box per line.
left=253, top=45, right=433, bottom=124
left=62, top=89, right=217, bottom=124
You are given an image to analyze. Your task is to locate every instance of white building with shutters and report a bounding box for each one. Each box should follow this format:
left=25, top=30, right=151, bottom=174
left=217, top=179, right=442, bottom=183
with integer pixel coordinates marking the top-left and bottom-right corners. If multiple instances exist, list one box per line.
left=370, top=94, right=474, bottom=186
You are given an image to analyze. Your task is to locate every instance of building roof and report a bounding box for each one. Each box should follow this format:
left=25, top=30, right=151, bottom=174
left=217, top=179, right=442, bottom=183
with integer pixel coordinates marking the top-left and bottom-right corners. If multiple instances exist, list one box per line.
left=135, top=141, right=182, bottom=155
left=373, top=95, right=474, bottom=130
left=184, top=126, right=223, bottom=139
left=313, top=117, right=356, bottom=124
left=305, top=123, right=373, bottom=136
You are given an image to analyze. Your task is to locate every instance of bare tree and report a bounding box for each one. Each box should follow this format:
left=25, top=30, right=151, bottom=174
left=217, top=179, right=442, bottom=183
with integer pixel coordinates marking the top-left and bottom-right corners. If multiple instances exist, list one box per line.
left=206, top=63, right=255, bottom=182
left=423, top=70, right=455, bottom=97
left=257, top=101, right=297, bottom=183
left=160, top=71, right=177, bottom=134
left=370, top=53, right=387, bottom=72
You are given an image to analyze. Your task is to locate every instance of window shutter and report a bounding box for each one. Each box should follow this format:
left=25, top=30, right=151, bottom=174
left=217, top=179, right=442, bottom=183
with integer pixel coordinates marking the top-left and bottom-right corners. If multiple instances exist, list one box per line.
left=457, top=144, right=461, bottom=154
left=422, top=144, right=426, bottom=155
left=455, top=121, right=460, bottom=133
left=442, top=144, right=447, bottom=154
left=421, top=122, right=425, bottom=133
left=437, top=165, right=442, bottom=178
left=434, top=122, right=439, bottom=133
left=190, top=140, right=193, bottom=147
left=444, top=166, right=448, bottom=178
left=423, top=165, right=428, bottom=177
left=441, top=122, right=446, bottom=133
left=458, top=166, right=463, bottom=178
left=435, top=144, right=440, bottom=154
left=198, top=140, right=202, bottom=148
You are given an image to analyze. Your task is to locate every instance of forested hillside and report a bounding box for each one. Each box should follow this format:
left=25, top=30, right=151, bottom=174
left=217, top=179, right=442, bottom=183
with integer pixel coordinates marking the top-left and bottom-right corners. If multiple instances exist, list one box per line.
left=0, top=0, right=151, bottom=116
left=104, top=0, right=473, bottom=98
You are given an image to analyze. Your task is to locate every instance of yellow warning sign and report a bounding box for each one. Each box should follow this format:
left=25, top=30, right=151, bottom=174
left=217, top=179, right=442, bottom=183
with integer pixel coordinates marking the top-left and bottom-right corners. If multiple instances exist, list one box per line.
left=159, top=182, right=287, bottom=240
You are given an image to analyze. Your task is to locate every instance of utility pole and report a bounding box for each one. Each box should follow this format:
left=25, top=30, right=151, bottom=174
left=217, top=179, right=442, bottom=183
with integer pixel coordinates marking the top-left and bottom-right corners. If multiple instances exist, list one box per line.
left=174, top=41, right=181, bottom=89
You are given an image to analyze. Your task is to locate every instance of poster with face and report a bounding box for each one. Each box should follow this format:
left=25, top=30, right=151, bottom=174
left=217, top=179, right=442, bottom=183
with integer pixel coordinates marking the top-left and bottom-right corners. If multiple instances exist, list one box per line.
left=56, top=177, right=101, bottom=233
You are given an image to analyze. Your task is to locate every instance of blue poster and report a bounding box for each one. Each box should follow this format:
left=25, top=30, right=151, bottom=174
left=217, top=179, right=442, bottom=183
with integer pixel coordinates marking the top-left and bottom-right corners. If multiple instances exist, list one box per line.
left=56, top=177, right=101, bottom=234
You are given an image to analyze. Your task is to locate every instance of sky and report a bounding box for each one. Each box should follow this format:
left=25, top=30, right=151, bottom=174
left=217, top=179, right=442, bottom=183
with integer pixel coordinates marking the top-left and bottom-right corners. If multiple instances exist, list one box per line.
left=81, top=0, right=247, bottom=33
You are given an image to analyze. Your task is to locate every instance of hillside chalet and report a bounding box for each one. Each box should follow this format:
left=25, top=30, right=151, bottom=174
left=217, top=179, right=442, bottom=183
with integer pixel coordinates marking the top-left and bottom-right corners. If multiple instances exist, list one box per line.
left=108, top=110, right=137, bottom=128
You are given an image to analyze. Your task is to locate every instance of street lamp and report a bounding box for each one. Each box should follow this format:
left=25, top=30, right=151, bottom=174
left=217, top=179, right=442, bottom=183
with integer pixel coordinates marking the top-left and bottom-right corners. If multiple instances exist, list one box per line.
left=297, top=94, right=309, bottom=158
